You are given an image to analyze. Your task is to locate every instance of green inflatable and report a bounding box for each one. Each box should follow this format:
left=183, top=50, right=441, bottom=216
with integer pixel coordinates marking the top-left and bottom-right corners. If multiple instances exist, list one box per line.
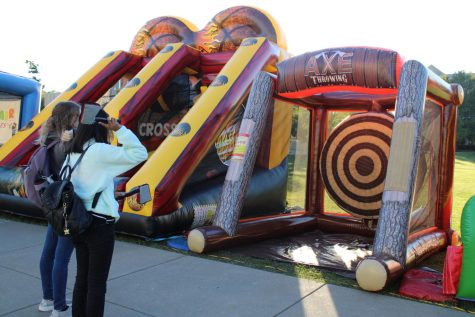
left=458, top=195, right=475, bottom=300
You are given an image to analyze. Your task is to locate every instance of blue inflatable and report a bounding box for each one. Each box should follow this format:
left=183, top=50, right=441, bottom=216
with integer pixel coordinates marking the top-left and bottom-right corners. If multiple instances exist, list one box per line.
left=0, top=71, right=41, bottom=129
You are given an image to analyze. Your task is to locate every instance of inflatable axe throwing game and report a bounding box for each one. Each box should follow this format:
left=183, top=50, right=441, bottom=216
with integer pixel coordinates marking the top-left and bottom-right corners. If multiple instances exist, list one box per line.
left=0, top=6, right=465, bottom=292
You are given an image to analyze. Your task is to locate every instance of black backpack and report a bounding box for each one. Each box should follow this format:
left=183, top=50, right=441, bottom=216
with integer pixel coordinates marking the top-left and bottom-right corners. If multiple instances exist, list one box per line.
left=40, top=147, right=101, bottom=236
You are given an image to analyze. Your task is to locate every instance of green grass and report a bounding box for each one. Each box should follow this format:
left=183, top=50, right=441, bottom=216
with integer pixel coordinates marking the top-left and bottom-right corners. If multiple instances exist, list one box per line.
left=452, top=151, right=475, bottom=234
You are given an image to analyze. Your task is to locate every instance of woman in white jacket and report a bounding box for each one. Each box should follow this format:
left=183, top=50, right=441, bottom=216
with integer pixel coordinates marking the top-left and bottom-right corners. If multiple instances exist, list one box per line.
left=64, top=105, right=147, bottom=317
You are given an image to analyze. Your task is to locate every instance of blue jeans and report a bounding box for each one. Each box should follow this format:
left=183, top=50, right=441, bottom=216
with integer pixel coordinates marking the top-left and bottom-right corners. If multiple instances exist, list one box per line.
left=40, top=224, right=74, bottom=311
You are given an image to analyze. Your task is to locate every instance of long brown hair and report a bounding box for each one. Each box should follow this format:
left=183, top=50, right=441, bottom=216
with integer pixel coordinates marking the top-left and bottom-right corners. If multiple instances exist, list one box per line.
left=39, top=101, right=81, bottom=145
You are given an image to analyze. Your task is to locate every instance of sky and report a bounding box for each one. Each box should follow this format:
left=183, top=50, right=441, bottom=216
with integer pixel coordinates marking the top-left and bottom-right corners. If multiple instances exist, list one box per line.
left=1, top=0, right=474, bottom=92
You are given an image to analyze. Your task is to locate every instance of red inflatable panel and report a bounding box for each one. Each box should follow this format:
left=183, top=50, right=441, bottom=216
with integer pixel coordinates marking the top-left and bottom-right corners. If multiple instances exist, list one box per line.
left=399, top=269, right=455, bottom=303
left=277, top=47, right=403, bottom=98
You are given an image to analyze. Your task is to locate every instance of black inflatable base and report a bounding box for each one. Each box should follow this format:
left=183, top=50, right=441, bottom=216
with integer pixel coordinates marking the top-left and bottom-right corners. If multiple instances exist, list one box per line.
left=0, top=193, right=44, bottom=219
left=115, top=212, right=159, bottom=238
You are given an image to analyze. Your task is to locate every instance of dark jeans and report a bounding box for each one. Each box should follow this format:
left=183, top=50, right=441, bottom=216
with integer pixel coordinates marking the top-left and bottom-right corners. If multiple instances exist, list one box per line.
left=40, top=224, right=74, bottom=311
left=72, top=217, right=115, bottom=317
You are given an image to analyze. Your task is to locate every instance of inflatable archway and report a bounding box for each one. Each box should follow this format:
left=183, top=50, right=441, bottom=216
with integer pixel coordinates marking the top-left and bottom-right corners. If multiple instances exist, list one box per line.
left=186, top=46, right=464, bottom=292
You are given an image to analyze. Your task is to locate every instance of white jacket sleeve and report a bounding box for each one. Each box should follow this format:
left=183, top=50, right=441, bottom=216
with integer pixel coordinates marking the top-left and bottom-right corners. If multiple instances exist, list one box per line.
left=90, top=126, right=148, bottom=176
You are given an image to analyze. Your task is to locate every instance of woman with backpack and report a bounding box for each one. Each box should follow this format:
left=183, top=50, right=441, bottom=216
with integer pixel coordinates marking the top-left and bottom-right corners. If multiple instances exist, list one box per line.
left=63, top=105, right=147, bottom=317
left=37, top=101, right=81, bottom=317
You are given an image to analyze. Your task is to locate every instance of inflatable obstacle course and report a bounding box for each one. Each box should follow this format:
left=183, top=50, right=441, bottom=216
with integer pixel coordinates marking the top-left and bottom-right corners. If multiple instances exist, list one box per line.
left=0, top=6, right=292, bottom=237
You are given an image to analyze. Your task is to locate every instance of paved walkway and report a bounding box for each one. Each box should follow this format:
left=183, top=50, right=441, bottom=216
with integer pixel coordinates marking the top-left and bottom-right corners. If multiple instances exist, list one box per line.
left=0, top=218, right=472, bottom=317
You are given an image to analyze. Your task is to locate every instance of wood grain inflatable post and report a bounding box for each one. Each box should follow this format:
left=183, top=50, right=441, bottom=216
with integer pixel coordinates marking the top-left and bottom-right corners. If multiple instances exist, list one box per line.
left=212, top=71, right=275, bottom=236
left=187, top=213, right=318, bottom=254
left=356, top=60, right=428, bottom=291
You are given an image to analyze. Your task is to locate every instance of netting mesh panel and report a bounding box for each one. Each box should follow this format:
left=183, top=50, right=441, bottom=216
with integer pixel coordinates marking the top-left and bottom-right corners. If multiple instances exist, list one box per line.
left=409, top=100, right=441, bottom=233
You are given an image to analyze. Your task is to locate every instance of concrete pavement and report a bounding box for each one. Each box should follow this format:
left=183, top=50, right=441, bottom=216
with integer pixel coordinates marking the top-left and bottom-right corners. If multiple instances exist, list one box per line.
left=0, top=218, right=472, bottom=317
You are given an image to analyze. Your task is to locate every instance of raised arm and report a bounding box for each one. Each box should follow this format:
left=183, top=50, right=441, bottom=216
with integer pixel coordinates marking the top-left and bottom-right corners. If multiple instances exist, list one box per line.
left=92, top=123, right=148, bottom=176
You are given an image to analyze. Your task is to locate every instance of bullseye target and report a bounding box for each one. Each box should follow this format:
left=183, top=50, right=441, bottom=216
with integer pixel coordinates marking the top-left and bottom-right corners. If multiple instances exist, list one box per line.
left=320, top=113, right=394, bottom=219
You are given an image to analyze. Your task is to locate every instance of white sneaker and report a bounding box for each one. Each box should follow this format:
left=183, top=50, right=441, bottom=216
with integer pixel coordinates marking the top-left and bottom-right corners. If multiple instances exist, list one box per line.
left=50, top=306, right=71, bottom=317
left=38, top=299, right=54, bottom=311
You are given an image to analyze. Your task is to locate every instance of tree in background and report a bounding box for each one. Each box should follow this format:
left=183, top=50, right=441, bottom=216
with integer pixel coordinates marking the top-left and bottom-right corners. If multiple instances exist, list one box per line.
left=291, top=108, right=349, bottom=137
left=328, top=112, right=350, bottom=133
left=25, top=60, right=42, bottom=85
left=448, top=72, right=475, bottom=150
left=25, top=60, right=48, bottom=109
